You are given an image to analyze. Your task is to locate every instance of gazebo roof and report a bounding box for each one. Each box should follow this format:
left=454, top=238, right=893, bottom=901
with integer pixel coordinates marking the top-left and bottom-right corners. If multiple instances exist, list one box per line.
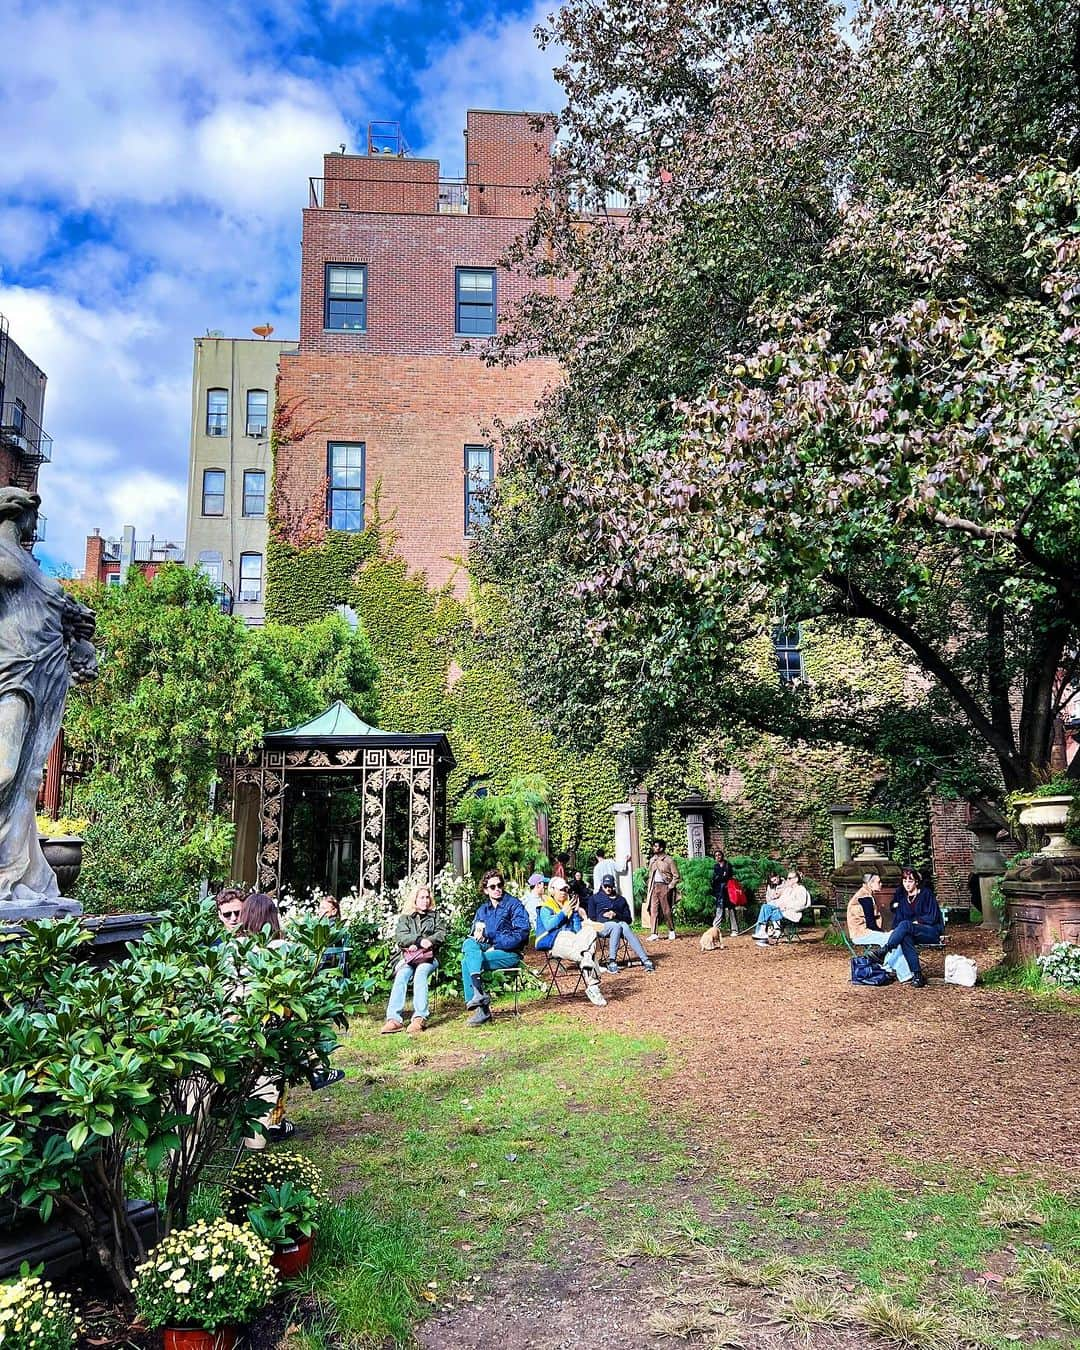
left=263, top=700, right=454, bottom=763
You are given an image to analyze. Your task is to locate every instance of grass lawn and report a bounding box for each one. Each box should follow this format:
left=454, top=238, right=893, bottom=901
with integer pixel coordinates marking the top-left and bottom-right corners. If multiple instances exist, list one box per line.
left=271, top=998, right=1079, bottom=1349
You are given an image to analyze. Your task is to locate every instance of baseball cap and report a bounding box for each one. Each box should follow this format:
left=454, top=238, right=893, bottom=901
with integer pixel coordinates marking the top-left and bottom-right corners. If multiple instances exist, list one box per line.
left=549, top=876, right=569, bottom=893
left=527, top=871, right=547, bottom=887
left=600, top=875, right=616, bottom=887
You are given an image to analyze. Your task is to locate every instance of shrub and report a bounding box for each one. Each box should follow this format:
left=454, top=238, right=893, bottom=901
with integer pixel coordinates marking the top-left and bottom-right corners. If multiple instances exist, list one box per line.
left=247, top=1182, right=321, bottom=1246
left=0, top=1273, right=77, bottom=1350
left=1038, top=941, right=1080, bottom=990
left=0, top=907, right=359, bottom=1299
left=728, top=854, right=777, bottom=901
left=674, top=856, right=717, bottom=924
left=132, top=1219, right=276, bottom=1330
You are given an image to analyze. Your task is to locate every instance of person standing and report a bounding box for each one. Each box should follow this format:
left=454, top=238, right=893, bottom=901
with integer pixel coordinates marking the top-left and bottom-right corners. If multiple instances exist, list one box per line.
left=645, top=838, right=679, bottom=942
left=710, top=850, right=736, bottom=934
left=587, top=874, right=655, bottom=972
left=592, top=849, right=615, bottom=894
left=460, top=870, right=531, bottom=1026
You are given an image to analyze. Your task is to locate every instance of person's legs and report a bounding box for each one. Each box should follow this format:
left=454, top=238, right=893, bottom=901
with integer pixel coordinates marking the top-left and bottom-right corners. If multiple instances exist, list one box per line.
left=387, top=961, right=412, bottom=1023
left=412, top=962, right=435, bottom=1019
left=754, top=903, right=782, bottom=939
left=911, top=922, right=944, bottom=945
left=880, top=919, right=913, bottom=954
left=617, top=922, right=653, bottom=966
left=882, top=947, right=913, bottom=982
left=461, top=937, right=485, bottom=1002
left=598, top=921, right=620, bottom=964
left=479, top=948, right=522, bottom=980
left=655, top=887, right=675, bottom=935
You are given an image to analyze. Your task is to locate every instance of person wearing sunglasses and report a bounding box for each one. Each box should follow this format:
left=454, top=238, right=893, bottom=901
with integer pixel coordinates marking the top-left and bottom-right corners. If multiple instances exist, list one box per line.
left=461, top=869, right=531, bottom=1025
left=586, top=874, right=655, bottom=973
left=215, top=887, right=245, bottom=935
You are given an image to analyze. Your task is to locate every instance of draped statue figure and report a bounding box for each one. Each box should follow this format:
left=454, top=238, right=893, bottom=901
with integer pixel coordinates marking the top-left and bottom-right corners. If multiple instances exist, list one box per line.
left=0, top=488, right=96, bottom=918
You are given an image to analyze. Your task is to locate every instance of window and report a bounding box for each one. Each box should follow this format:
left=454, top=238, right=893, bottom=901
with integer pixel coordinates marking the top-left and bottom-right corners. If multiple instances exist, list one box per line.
left=243, top=469, right=266, bottom=517
left=327, top=443, right=365, bottom=531
left=198, top=550, right=223, bottom=588
left=12, top=399, right=26, bottom=433
left=105, top=572, right=121, bottom=587
left=202, top=469, right=226, bottom=516
left=239, top=552, right=263, bottom=603
left=773, top=624, right=803, bottom=685
left=455, top=268, right=496, bottom=335
left=246, top=389, right=268, bottom=436
left=324, top=264, right=366, bottom=330
left=464, top=444, right=494, bottom=535
left=206, top=388, right=228, bottom=436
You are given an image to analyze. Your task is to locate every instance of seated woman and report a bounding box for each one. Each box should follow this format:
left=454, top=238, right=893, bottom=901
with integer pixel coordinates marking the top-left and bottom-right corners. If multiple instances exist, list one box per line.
left=535, top=877, right=606, bottom=1006
left=382, top=882, right=447, bottom=1034
left=846, top=873, right=913, bottom=984
left=878, top=868, right=943, bottom=989
left=754, top=869, right=811, bottom=944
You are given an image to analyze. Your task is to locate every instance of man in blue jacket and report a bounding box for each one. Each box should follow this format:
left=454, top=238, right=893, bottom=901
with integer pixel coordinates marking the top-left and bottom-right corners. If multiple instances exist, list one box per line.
left=462, top=869, right=531, bottom=1025
left=879, top=867, right=944, bottom=988
left=587, top=875, right=655, bottom=973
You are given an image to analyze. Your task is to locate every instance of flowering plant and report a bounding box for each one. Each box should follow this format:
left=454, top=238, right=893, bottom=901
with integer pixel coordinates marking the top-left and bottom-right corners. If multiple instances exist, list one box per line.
left=1038, top=941, right=1080, bottom=990
left=224, top=1151, right=328, bottom=1222
left=132, top=1219, right=276, bottom=1330
left=0, top=1271, right=77, bottom=1350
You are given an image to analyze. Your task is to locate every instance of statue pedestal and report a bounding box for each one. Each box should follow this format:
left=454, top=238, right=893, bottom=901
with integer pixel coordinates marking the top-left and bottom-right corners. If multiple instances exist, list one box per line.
left=1001, top=857, right=1080, bottom=962
left=0, top=912, right=161, bottom=965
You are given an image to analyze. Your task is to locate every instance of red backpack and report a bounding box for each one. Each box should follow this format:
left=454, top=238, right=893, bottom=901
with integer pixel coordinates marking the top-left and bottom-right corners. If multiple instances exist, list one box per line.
left=727, top=878, right=748, bottom=907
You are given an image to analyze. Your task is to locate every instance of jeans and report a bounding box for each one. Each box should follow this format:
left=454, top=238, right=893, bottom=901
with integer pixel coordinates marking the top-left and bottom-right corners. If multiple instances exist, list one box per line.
left=460, top=938, right=521, bottom=1001
left=880, top=920, right=943, bottom=977
left=597, top=920, right=651, bottom=966
left=754, top=903, right=784, bottom=938
left=713, top=903, right=741, bottom=935
left=852, top=930, right=912, bottom=983
left=387, top=959, right=436, bottom=1021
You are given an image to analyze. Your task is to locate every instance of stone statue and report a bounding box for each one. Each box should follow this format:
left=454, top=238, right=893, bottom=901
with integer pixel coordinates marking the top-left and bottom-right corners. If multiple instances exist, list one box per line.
left=0, top=488, right=96, bottom=918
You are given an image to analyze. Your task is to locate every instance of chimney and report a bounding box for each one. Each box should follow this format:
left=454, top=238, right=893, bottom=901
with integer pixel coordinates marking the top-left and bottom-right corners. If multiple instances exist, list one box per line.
left=84, top=532, right=105, bottom=583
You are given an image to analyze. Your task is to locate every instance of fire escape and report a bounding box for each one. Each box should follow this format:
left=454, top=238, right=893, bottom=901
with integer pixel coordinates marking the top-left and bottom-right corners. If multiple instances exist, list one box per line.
left=0, top=314, right=53, bottom=540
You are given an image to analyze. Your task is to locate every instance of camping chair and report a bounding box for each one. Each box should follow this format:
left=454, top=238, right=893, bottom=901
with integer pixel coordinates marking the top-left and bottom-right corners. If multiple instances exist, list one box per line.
left=321, top=932, right=350, bottom=977
left=484, top=961, right=540, bottom=1014
left=540, top=949, right=587, bottom=998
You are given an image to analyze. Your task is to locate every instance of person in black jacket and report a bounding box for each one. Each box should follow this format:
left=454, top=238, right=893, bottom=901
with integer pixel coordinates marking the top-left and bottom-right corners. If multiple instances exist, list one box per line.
left=879, top=868, right=944, bottom=988
left=710, top=850, right=737, bottom=934
left=586, top=875, right=655, bottom=973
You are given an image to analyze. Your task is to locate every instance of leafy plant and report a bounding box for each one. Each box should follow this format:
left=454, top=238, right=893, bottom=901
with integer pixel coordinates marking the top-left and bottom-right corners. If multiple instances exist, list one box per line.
left=673, top=856, right=716, bottom=925
left=0, top=909, right=358, bottom=1298
left=33, top=817, right=88, bottom=839
left=0, top=1269, right=78, bottom=1350
left=1038, top=941, right=1080, bottom=990
left=455, top=775, right=550, bottom=885
left=132, top=1218, right=276, bottom=1330
left=224, top=1149, right=329, bottom=1222
left=247, top=1180, right=321, bottom=1246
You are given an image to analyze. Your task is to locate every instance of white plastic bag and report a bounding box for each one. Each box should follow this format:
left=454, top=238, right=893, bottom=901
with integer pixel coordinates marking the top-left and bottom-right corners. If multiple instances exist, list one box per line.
left=944, top=954, right=977, bottom=987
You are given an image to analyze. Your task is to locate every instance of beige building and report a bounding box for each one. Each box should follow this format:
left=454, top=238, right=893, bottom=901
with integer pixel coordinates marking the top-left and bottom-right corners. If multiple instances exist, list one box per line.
left=185, top=334, right=295, bottom=625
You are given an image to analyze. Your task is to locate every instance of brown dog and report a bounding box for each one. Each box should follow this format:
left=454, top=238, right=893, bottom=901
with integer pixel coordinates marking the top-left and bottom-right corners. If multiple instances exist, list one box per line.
left=699, top=926, right=724, bottom=951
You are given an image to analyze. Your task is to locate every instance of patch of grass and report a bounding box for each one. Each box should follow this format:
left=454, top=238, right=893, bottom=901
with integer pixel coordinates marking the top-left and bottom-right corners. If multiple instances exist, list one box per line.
left=977, top=1190, right=1047, bottom=1231
left=1013, top=1250, right=1080, bottom=1324
left=980, top=960, right=1080, bottom=1015
left=607, top=1223, right=684, bottom=1260
left=853, top=1290, right=951, bottom=1349
left=705, top=1252, right=798, bottom=1289
left=769, top=1283, right=851, bottom=1333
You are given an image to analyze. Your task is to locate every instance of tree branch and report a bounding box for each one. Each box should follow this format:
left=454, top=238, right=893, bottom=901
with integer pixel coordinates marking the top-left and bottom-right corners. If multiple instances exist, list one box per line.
left=930, top=511, right=1080, bottom=599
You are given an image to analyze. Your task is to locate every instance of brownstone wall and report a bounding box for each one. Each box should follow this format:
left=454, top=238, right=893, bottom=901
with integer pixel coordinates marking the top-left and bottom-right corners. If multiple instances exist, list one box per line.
left=276, top=350, right=560, bottom=588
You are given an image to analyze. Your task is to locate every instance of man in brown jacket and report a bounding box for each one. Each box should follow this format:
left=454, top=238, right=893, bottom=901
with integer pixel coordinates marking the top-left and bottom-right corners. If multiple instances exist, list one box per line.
left=645, top=838, right=679, bottom=942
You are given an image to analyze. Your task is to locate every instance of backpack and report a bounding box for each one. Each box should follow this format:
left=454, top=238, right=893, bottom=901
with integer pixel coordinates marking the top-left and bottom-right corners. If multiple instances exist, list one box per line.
left=851, top=955, right=894, bottom=987
left=726, top=878, right=748, bottom=907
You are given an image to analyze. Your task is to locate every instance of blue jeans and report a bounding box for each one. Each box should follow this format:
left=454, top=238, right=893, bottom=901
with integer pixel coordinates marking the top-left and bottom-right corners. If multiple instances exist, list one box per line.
left=852, top=930, right=912, bottom=983
left=881, top=921, right=943, bottom=977
left=597, top=921, right=651, bottom=966
left=754, top=903, right=784, bottom=938
left=387, top=959, right=436, bottom=1021
left=460, top=939, right=521, bottom=1001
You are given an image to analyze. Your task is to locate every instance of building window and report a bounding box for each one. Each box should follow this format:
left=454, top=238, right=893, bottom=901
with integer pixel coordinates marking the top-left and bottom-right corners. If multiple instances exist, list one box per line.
left=206, top=388, right=228, bottom=436
left=246, top=389, right=268, bottom=437
left=239, top=552, right=263, bottom=603
left=455, top=268, right=496, bottom=336
left=327, top=442, right=365, bottom=531
left=324, top=264, right=367, bottom=331
left=12, top=399, right=26, bottom=433
left=198, top=550, right=223, bottom=588
left=105, top=572, right=121, bottom=587
left=464, top=444, right=494, bottom=535
left=202, top=469, right=226, bottom=516
left=243, top=469, right=266, bottom=517
left=773, top=624, right=803, bottom=685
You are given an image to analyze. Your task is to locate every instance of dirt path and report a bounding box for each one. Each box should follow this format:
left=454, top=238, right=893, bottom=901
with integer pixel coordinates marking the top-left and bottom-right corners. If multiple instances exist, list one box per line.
left=417, top=927, right=1079, bottom=1349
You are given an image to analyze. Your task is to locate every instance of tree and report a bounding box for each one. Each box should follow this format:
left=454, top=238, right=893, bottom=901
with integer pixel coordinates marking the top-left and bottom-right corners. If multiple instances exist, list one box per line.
left=478, top=0, right=1080, bottom=797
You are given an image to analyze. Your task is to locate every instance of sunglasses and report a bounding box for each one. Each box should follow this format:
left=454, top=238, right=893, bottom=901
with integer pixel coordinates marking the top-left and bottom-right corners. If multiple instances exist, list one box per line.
left=485, top=882, right=504, bottom=891
left=220, top=908, right=241, bottom=919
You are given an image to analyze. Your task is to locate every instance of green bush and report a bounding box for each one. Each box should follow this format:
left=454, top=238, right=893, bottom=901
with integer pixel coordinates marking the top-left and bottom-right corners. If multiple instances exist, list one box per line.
left=674, top=856, right=717, bottom=924
left=728, top=854, right=776, bottom=901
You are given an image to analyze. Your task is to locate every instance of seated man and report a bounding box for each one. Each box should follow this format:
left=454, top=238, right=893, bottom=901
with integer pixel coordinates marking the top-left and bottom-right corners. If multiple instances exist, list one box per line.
left=586, top=874, right=655, bottom=973
left=535, top=876, right=607, bottom=1006
left=461, top=869, right=531, bottom=1026
left=846, top=872, right=913, bottom=984
left=878, top=867, right=943, bottom=989
left=754, top=869, right=811, bottom=944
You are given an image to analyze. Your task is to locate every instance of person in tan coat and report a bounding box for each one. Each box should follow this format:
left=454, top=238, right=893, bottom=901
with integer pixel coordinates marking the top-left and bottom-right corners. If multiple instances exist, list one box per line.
left=645, top=839, right=679, bottom=942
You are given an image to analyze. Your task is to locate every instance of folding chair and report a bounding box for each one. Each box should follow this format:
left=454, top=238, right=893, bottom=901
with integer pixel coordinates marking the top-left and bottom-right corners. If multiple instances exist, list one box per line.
left=484, top=962, right=540, bottom=1014
left=541, top=951, right=587, bottom=998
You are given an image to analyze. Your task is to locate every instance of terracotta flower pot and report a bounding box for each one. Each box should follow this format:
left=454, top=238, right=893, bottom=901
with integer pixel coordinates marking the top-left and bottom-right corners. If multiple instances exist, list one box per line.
left=162, top=1326, right=238, bottom=1350
left=270, top=1234, right=314, bottom=1280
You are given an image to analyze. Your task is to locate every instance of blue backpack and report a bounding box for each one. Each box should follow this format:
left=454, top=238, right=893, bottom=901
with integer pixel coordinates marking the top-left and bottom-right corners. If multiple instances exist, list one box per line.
left=851, top=955, right=893, bottom=987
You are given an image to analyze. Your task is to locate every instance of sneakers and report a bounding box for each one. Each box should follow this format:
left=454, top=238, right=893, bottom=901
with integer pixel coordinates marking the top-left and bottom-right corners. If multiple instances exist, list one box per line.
left=307, top=1067, right=345, bottom=1091
left=467, top=1006, right=493, bottom=1025
left=642, top=962, right=656, bottom=973
left=585, top=982, right=607, bottom=1007
left=380, top=1019, right=404, bottom=1035
left=606, top=962, right=620, bottom=974
left=909, top=972, right=928, bottom=988
left=667, top=931, right=677, bottom=941
left=407, top=1016, right=427, bottom=1034
left=754, top=939, right=768, bottom=947
left=646, top=933, right=660, bottom=942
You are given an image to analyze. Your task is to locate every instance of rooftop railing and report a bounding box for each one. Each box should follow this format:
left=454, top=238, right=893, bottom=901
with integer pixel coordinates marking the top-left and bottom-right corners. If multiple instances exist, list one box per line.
left=307, top=176, right=633, bottom=218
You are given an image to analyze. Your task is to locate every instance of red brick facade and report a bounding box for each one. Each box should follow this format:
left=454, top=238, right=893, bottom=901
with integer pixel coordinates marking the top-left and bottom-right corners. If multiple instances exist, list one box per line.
left=277, top=109, right=564, bottom=590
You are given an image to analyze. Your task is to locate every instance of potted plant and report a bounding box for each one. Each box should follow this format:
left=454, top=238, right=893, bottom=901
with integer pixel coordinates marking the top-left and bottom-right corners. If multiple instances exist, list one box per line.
left=247, top=1181, right=321, bottom=1279
left=0, top=1268, right=78, bottom=1350
left=224, top=1150, right=328, bottom=1223
left=132, top=1218, right=276, bottom=1350
left=34, top=815, right=88, bottom=893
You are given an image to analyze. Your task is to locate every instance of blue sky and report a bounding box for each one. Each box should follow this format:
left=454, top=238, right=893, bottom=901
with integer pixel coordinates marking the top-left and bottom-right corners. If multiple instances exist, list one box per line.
left=0, top=0, right=563, bottom=572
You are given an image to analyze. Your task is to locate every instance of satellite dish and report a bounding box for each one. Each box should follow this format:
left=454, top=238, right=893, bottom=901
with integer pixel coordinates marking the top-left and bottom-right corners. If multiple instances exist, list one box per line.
left=252, top=324, right=274, bottom=339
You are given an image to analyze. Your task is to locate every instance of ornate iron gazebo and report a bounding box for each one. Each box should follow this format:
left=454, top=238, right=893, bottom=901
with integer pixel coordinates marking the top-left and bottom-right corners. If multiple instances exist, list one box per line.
left=225, top=701, right=455, bottom=898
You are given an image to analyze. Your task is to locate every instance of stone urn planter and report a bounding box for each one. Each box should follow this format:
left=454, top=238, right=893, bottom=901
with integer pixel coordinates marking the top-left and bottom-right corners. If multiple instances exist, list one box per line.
left=1001, top=794, right=1080, bottom=962
left=38, top=835, right=84, bottom=894
left=830, top=819, right=898, bottom=920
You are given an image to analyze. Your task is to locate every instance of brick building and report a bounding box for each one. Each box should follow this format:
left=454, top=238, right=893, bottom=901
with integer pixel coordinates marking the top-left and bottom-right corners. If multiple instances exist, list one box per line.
left=275, top=110, right=563, bottom=589
left=84, top=527, right=184, bottom=586
left=0, top=313, right=51, bottom=539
